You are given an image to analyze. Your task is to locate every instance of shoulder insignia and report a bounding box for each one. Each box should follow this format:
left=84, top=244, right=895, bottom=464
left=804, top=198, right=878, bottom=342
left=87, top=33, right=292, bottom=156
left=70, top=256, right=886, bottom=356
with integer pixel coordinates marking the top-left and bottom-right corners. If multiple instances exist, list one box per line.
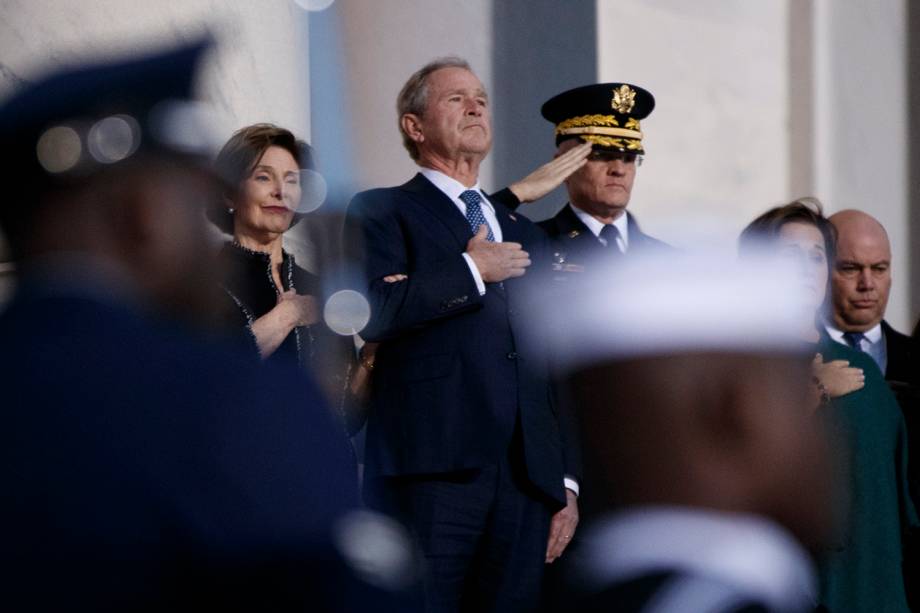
left=568, top=230, right=580, bottom=238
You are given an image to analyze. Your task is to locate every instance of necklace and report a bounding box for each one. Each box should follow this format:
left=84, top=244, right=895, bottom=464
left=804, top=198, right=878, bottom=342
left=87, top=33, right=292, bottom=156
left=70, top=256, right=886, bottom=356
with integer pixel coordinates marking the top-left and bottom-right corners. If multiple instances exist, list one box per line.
left=223, top=241, right=315, bottom=367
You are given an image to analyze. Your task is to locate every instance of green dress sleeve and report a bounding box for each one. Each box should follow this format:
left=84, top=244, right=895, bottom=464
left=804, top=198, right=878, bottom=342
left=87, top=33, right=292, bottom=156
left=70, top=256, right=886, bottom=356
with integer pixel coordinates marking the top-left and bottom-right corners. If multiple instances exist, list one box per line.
left=816, top=338, right=914, bottom=612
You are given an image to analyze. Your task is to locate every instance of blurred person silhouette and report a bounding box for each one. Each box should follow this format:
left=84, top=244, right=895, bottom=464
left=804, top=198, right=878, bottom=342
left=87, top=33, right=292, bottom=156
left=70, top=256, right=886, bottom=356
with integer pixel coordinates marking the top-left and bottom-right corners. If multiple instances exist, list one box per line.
left=0, top=41, right=415, bottom=611
left=740, top=199, right=917, bottom=612
left=208, top=123, right=371, bottom=437
left=532, top=247, right=842, bottom=613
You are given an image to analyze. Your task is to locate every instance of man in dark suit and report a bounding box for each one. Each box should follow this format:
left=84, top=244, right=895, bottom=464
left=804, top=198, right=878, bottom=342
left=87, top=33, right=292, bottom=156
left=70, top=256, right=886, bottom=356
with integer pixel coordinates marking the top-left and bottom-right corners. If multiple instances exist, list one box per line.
left=534, top=251, right=842, bottom=613
left=825, top=210, right=919, bottom=477
left=0, top=42, right=408, bottom=612
left=826, top=210, right=916, bottom=384
left=346, top=56, right=579, bottom=611
left=533, top=83, right=669, bottom=276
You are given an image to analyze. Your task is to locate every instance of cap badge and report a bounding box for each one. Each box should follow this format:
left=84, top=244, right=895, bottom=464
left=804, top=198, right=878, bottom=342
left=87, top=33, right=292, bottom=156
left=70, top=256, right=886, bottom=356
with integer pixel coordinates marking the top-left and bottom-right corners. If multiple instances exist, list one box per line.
left=611, top=84, right=636, bottom=114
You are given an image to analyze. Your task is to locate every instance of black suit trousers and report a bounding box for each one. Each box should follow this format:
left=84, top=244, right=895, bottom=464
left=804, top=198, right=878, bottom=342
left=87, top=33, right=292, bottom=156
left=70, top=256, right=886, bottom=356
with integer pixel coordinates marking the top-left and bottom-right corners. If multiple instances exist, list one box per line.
left=375, top=431, right=553, bottom=613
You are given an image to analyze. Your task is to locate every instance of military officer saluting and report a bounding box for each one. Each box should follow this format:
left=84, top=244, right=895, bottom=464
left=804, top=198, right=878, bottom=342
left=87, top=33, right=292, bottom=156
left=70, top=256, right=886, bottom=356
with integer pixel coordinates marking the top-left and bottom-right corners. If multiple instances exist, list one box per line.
left=538, top=83, right=669, bottom=273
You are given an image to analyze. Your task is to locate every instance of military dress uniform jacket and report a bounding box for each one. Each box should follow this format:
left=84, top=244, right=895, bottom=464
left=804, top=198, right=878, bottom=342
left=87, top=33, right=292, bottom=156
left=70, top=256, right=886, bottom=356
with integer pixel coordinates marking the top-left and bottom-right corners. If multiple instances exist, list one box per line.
left=538, top=204, right=670, bottom=273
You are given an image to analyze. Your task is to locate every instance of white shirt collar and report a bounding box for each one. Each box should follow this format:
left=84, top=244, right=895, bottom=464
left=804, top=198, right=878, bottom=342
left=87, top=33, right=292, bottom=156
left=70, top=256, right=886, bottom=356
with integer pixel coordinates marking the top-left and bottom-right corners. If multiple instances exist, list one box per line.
left=580, top=506, right=817, bottom=611
left=419, top=167, right=493, bottom=212
left=824, top=321, right=887, bottom=372
left=824, top=321, right=882, bottom=344
left=570, top=204, right=630, bottom=249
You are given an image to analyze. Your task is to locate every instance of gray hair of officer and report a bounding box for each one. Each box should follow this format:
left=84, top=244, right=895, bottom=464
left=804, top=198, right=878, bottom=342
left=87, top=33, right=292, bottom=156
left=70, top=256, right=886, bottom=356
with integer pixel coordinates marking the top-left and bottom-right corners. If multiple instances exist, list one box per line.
left=396, top=56, right=472, bottom=161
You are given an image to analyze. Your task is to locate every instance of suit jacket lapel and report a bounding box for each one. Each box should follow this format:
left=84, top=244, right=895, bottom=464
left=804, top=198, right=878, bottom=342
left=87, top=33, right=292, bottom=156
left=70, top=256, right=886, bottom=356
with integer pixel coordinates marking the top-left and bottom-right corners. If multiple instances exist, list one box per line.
left=400, top=173, right=473, bottom=250
left=401, top=173, right=510, bottom=300
left=486, top=198, right=537, bottom=302
left=626, top=213, right=651, bottom=253
left=557, top=204, right=594, bottom=239
left=555, top=204, right=602, bottom=260
left=882, top=320, right=914, bottom=382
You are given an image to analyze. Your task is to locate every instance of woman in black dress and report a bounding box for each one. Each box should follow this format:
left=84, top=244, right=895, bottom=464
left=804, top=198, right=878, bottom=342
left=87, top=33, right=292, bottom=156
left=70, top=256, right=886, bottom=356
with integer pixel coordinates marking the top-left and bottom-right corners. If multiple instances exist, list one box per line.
left=209, top=123, right=372, bottom=434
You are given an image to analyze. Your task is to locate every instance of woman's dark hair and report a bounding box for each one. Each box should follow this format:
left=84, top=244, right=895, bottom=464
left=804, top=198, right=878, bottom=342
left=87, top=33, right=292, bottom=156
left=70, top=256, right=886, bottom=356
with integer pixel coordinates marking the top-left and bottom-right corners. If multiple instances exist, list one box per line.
left=740, top=197, right=837, bottom=324
left=207, top=123, right=314, bottom=234
left=739, top=196, right=837, bottom=278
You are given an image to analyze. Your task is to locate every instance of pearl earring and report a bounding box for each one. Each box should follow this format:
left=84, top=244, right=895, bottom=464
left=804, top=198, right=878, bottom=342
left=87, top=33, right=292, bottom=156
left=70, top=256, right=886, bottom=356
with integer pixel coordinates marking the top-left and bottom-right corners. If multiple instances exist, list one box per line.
left=228, top=208, right=235, bottom=214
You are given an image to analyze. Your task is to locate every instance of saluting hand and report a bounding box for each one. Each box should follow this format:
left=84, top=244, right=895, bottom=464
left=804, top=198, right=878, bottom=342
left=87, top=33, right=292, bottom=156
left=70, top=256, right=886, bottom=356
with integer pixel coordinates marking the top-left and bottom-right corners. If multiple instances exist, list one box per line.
left=466, top=225, right=531, bottom=283
left=508, top=141, right=591, bottom=203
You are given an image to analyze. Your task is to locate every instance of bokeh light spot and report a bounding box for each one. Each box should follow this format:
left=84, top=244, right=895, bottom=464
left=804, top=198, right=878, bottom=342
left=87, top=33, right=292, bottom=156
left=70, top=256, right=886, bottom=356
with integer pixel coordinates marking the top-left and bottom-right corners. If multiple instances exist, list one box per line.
left=87, top=115, right=140, bottom=164
left=149, top=100, right=220, bottom=155
left=297, top=169, right=328, bottom=213
left=293, top=0, right=336, bottom=11
left=323, top=289, right=370, bottom=336
left=36, top=126, right=82, bottom=174
left=333, top=510, right=416, bottom=590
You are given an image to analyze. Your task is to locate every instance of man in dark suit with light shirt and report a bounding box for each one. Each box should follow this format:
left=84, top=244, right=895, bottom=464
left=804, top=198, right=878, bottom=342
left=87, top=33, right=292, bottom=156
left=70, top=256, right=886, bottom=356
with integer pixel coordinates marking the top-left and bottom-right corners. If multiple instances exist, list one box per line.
left=825, top=210, right=917, bottom=385
left=346, top=56, right=580, bottom=612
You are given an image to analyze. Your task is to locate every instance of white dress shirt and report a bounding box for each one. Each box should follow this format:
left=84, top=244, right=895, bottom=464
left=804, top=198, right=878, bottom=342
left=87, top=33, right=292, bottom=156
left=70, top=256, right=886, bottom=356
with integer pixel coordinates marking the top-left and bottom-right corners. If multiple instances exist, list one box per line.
left=570, top=204, right=629, bottom=253
left=420, top=168, right=501, bottom=296
left=824, top=321, right=886, bottom=373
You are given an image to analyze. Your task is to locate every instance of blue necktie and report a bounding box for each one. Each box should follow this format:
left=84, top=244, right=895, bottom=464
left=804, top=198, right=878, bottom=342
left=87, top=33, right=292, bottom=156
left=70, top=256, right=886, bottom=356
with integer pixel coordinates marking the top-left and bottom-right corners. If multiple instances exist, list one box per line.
left=600, top=224, right=622, bottom=255
left=842, top=331, right=866, bottom=351
left=459, top=190, right=494, bottom=242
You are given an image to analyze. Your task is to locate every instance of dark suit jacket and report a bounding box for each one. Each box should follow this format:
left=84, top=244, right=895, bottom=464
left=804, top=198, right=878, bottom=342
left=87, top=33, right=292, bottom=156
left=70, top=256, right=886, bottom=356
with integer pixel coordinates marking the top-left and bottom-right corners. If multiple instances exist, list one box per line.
left=0, top=279, right=401, bottom=611
left=883, top=319, right=918, bottom=385
left=346, top=173, right=574, bottom=508
left=882, top=320, right=919, bottom=496
left=538, top=204, right=670, bottom=271
left=882, top=320, right=920, bottom=601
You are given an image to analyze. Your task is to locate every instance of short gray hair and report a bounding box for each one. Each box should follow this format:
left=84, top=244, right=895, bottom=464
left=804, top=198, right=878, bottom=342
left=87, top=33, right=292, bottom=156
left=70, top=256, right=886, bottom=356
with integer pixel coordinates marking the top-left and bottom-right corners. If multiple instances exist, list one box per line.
left=396, top=56, right=472, bottom=161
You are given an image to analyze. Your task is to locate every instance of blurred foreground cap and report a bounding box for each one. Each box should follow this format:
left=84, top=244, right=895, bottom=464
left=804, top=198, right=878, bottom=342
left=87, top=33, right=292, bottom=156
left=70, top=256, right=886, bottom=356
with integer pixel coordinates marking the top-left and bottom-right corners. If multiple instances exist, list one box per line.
left=531, top=247, right=813, bottom=372
left=0, top=38, right=215, bottom=184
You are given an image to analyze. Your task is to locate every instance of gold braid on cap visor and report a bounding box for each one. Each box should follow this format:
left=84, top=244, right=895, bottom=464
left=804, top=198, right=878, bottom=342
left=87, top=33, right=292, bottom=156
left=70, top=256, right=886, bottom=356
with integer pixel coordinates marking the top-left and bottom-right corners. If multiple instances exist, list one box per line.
left=555, top=115, right=643, bottom=149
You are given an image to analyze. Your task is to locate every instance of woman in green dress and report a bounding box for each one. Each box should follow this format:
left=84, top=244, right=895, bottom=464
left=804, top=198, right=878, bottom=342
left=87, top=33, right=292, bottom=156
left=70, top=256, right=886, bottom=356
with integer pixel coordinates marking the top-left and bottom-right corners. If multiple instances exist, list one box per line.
left=741, top=198, right=917, bottom=612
